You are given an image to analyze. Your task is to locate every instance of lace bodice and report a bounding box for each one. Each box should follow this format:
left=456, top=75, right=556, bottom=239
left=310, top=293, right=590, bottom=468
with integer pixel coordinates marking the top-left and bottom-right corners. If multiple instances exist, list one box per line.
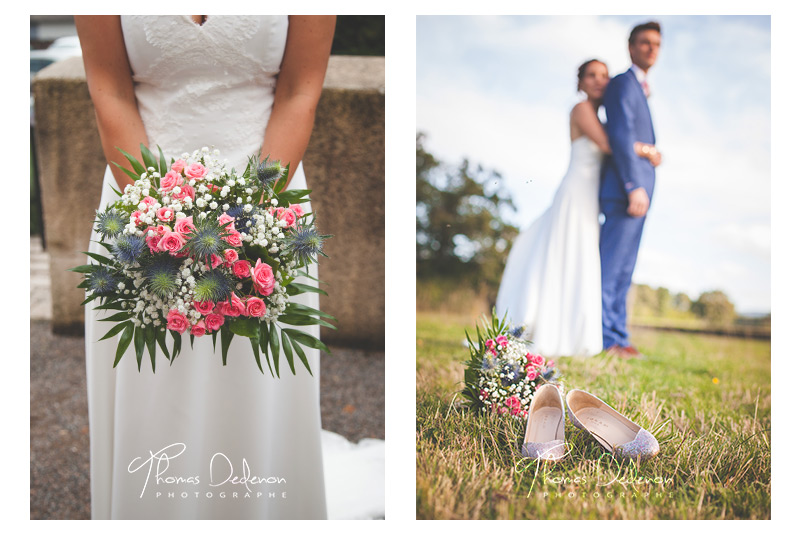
left=120, top=15, right=288, bottom=169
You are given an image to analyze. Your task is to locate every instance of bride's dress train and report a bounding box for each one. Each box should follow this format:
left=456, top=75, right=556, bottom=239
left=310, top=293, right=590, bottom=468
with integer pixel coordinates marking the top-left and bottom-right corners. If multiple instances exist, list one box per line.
left=495, top=136, right=603, bottom=357
left=84, top=15, right=383, bottom=519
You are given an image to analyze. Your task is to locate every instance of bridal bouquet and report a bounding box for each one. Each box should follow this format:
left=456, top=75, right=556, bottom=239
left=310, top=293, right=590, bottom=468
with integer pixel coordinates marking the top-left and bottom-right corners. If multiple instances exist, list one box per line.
left=462, top=309, right=560, bottom=418
left=72, top=144, right=334, bottom=376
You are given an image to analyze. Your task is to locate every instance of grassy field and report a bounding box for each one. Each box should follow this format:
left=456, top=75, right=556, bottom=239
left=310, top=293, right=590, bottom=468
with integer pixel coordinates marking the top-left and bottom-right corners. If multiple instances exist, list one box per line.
left=416, top=311, right=771, bottom=519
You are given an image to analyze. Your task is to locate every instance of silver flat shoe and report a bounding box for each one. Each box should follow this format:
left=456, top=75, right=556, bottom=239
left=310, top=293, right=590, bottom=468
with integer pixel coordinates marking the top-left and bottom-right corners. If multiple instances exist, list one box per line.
left=520, top=384, right=567, bottom=461
left=565, top=389, right=659, bottom=461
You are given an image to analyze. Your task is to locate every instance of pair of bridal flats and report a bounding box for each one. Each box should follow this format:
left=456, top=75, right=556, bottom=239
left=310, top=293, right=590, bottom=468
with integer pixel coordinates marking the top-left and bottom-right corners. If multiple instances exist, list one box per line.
left=520, top=385, right=659, bottom=462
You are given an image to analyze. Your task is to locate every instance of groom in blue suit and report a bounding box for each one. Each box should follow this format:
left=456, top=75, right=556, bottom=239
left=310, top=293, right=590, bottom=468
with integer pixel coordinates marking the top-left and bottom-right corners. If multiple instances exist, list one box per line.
left=600, top=21, right=662, bottom=358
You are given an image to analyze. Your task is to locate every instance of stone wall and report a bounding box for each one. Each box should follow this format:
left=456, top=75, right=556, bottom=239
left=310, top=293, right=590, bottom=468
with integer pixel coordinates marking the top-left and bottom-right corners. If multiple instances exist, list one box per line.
left=32, top=55, right=385, bottom=348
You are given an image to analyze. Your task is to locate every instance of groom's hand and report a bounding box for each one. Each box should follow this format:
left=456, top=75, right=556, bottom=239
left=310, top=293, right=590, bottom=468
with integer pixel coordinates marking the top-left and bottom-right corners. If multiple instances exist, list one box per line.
left=627, top=188, right=650, bottom=217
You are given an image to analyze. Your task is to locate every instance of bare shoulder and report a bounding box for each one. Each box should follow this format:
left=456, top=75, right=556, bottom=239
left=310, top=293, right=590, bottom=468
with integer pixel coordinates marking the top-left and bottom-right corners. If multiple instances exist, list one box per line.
left=571, top=100, right=594, bottom=114
left=570, top=100, right=594, bottom=122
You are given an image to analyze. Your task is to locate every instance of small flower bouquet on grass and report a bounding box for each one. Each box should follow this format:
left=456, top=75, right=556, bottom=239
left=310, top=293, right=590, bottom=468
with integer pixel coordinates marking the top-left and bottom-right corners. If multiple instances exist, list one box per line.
left=462, top=309, right=560, bottom=418
left=72, top=144, right=335, bottom=376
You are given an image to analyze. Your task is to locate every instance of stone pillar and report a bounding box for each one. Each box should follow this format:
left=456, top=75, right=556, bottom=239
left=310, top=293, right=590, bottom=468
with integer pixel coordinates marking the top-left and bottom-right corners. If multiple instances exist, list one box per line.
left=305, top=56, right=385, bottom=350
left=32, top=57, right=106, bottom=335
left=32, top=55, right=385, bottom=348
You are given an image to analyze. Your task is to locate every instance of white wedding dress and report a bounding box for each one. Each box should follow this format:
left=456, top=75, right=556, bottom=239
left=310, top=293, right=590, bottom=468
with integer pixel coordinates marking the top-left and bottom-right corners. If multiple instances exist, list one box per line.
left=495, top=135, right=603, bottom=357
left=84, top=15, right=383, bottom=520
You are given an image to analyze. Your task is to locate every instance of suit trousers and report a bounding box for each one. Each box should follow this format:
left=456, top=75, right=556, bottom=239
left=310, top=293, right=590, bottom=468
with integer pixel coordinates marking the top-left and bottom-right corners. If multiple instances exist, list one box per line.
left=599, top=203, right=646, bottom=349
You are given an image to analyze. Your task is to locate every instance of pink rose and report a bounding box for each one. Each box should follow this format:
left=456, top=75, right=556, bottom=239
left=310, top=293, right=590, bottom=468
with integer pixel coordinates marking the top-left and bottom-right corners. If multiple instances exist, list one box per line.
left=157, top=206, right=174, bottom=222
left=141, top=196, right=157, bottom=208
left=157, top=231, right=186, bottom=255
left=173, top=184, right=195, bottom=201
left=223, top=249, right=238, bottom=264
left=496, top=335, right=508, bottom=348
left=145, top=233, right=161, bottom=253
left=171, top=159, right=186, bottom=174
left=531, top=354, right=545, bottom=366
left=204, top=313, right=225, bottom=331
left=156, top=224, right=170, bottom=235
left=289, top=204, right=305, bottom=217
left=209, top=254, right=224, bottom=269
left=193, top=300, right=215, bottom=316
left=526, top=366, right=539, bottom=381
left=217, top=294, right=246, bottom=317
left=251, top=259, right=275, bottom=296
left=223, top=230, right=242, bottom=248
left=190, top=320, right=206, bottom=337
left=174, top=216, right=196, bottom=236
left=505, top=396, right=521, bottom=410
left=160, top=170, right=184, bottom=191
left=232, top=259, right=251, bottom=279
left=245, top=297, right=267, bottom=318
left=479, top=389, right=489, bottom=400
left=547, top=360, right=555, bottom=367
left=184, top=163, right=208, bottom=180
left=131, top=211, right=144, bottom=225
left=485, top=339, right=496, bottom=350
left=166, top=309, right=189, bottom=334
left=217, top=213, right=235, bottom=226
left=276, top=207, right=296, bottom=228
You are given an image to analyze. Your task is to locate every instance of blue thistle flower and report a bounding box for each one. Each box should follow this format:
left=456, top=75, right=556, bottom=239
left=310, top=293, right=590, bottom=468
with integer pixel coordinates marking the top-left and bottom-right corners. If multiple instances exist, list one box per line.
left=95, top=209, right=127, bottom=240
left=285, top=225, right=328, bottom=265
left=183, top=217, right=228, bottom=263
left=481, top=356, right=497, bottom=372
left=509, top=325, right=524, bottom=338
left=256, top=157, right=285, bottom=189
left=111, top=234, right=147, bottom=265
left=141, top=254, right=181, bottom=299
left=500, top=362, right=522, bottom=386
left=87, top=267, right=120, bottom=296
left=193, top=269, right=234, bottom=303
left=225, top=205, right=252, bottom=234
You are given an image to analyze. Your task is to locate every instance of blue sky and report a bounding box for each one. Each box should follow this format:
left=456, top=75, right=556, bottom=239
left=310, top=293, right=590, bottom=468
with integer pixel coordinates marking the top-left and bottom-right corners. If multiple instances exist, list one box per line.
left=417, top=15, right=771, bottom=314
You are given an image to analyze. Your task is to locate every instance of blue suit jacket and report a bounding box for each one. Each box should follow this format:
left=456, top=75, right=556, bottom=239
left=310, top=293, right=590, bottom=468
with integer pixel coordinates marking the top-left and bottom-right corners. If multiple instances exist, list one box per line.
left=600, top=69, right=656, bottom=209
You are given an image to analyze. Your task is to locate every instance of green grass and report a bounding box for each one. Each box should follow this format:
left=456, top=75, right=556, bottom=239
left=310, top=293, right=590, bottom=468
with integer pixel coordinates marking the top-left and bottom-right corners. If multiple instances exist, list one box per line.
left=416, top=311, right=771, bottom=519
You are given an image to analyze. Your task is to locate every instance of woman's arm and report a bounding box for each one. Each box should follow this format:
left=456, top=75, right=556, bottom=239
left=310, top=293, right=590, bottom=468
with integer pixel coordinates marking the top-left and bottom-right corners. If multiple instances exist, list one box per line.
left=261, top=15, right=336, bottom=188
left=75, top=16, right=149, bottom=190
left=571, top=101, right=611, bottom=154
left=572, top=102, right=662, bottom=166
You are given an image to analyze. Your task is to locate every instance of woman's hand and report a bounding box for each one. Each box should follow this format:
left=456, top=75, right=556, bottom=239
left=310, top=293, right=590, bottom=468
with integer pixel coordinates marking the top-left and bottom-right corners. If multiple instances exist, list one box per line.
left=260, top=16, right=336, bottom=190
left=634, top=141, right=662, bottom=167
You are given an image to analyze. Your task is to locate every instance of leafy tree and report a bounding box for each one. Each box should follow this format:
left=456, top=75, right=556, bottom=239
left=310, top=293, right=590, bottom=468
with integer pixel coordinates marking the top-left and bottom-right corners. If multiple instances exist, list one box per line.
left=691, top=290, right=736, bottom=324
left=673, top=292, right=692, bottom=313
left=416, top=133, right=518, bottom=291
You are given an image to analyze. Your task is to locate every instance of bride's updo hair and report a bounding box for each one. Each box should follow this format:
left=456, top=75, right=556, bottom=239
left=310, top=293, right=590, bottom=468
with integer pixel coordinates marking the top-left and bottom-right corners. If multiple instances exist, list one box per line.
left=577, top=59, right=606, bottom=91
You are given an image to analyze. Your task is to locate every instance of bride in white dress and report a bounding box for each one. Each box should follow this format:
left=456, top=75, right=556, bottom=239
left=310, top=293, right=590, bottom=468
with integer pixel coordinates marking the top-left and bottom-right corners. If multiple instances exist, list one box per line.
left=76, top=16, right=382, bottom=520
left=495, top=60, right=659, bottom=357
